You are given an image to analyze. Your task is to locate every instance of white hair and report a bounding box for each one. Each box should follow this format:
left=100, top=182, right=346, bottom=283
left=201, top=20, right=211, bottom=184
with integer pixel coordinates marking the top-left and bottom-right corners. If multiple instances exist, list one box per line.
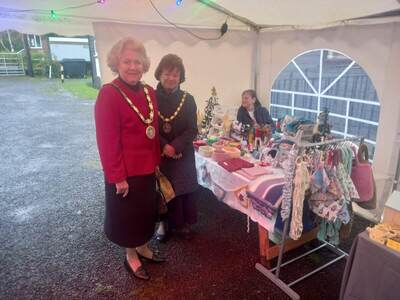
left=107, top=37, right=150, bottom=74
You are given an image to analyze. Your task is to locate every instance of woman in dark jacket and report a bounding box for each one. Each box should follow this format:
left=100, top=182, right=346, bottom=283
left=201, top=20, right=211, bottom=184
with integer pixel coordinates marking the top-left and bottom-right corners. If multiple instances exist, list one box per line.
left=154, top=54, right=198, bottom=241
left=237, top=89, right=276, bottom=131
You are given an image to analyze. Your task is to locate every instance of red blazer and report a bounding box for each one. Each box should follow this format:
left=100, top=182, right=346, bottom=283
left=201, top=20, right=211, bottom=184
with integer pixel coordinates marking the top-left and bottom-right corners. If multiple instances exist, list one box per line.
left=95, top=78, right=161, bottom=184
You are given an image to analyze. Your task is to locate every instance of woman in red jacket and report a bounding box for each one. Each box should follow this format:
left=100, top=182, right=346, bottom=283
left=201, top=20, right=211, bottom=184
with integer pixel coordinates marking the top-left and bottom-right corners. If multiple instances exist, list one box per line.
left=95, top=37, right=164, bottom=281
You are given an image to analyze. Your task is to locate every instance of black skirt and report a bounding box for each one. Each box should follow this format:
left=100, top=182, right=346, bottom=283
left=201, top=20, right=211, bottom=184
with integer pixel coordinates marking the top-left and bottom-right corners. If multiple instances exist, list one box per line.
left=104, top=173, right=157, bottom=248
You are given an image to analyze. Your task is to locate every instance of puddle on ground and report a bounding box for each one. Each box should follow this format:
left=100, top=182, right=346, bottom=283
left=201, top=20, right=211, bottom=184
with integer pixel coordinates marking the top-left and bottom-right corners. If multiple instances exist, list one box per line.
left=10, top=205, right=37, bottom=222
left=82, top=159, right=102, bottom=170
left=38, top=143, right=56, bottom=149
left=42, top=112, right=66, bottom=118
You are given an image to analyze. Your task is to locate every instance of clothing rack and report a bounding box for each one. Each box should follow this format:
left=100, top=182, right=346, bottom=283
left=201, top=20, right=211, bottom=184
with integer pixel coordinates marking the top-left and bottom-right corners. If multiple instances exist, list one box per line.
left=255, top=136, right=364, bottom=300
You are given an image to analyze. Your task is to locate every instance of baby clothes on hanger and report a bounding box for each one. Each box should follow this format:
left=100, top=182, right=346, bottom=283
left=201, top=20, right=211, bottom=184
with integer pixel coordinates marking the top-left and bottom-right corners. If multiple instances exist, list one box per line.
left=289, top=156, right=310, bottom=240
left=280, top=147, right=298, bottom=221
left=336, top=162, right=359, bottom=204
left=310, top=161, right=330, bottom=193
left=340, top=144, right=353, bottom=175
left=309, top=160, right=345, bottom=222
left=318, top=218, right=342, bottom=246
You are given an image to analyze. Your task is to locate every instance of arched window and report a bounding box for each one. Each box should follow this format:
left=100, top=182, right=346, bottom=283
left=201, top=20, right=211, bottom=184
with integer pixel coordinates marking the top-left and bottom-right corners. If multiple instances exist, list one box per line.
left=269, top=49, right=380, bottom=158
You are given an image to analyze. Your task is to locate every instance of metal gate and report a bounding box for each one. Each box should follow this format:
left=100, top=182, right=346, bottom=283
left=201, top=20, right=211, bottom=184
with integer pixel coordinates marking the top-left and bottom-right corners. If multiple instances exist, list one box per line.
left=0, top=50, right=25, bottom=76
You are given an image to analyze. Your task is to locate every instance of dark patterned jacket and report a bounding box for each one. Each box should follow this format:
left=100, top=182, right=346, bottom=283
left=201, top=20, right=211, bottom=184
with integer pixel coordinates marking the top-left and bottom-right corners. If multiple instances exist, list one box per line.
left=156, top=83, right=198, bottom=196
left=237, top=105, right=276, bottom=131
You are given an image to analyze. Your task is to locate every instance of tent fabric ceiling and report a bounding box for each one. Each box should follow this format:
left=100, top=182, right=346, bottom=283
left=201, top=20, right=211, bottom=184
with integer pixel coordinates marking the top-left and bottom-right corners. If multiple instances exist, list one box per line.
left=0, top=0, right=245, bottom=35
left=0, top=0, right=400, bottom=35
left=216, top=0, right=400, bottom=27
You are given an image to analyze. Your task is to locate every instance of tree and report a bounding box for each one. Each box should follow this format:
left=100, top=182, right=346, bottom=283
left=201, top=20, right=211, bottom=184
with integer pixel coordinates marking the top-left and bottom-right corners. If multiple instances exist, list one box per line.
left=0, top=30, right=24, bottom=52
left=201, top=87, right=219, bottom=133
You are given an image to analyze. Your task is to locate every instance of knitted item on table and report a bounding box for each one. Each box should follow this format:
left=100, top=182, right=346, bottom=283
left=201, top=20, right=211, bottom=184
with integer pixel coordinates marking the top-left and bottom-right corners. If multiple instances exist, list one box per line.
left=246, top=175, right=285, bottom=219
left=218, top=157, right=254, bottom=172
left=247, top=183, right=284, bottom=219
left=237, top=165, right=273, bottom=180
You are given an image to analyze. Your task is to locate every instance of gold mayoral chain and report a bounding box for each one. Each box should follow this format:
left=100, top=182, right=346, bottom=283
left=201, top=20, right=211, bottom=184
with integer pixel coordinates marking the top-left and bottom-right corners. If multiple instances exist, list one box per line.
left=110, top=83, right=155, bottom=139
left=158, top=92, right=187, bottom=133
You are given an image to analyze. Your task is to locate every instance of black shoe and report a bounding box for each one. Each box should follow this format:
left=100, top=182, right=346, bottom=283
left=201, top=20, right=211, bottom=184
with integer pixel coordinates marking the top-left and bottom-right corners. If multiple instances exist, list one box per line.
left=137, top=251, right=166, bottom=263
left=124, top=258, right=150, bottom=280
left=156, top=231, right=170, bottom=243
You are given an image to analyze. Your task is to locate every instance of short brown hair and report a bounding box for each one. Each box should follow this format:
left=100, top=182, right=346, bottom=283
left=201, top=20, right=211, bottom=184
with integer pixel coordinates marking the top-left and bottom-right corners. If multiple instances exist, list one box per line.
left=154, top=54, right=186, bottom=83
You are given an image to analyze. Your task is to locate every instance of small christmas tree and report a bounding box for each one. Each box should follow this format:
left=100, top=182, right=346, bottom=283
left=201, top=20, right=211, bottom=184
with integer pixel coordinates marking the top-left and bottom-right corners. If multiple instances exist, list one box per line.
left=312, top=108, right=332, bottom=142
left=318, top=108, right=331, bottom=136
left=201, top=87, right=219, bottom=134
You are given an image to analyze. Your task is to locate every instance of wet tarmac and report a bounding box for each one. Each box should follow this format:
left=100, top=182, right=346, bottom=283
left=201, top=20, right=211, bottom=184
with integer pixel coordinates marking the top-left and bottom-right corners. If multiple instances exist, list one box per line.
left=0, top=77, right=374, bottom=299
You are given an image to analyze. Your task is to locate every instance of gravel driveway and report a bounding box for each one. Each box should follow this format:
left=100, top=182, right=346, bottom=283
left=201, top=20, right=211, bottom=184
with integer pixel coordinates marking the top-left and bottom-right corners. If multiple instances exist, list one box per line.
left=0, top=77, right=372, bottom=300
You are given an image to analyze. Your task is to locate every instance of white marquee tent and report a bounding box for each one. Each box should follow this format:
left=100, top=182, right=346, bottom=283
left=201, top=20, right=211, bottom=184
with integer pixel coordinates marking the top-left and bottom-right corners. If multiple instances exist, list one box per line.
left=1, top=0, right=400, bottom=218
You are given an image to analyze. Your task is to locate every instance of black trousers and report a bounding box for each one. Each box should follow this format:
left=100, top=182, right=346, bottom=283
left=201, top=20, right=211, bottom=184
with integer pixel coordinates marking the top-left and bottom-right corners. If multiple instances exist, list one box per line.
left=164, top=191, right=197, bottom=229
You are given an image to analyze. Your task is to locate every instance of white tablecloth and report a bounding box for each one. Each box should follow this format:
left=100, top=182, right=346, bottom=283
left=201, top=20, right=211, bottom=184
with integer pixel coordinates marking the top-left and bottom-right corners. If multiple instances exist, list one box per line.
left=195, top=153, right=284, bottom=232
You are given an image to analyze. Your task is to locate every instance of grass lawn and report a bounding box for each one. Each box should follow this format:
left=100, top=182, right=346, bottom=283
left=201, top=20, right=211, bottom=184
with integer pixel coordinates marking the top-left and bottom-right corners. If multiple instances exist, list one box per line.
left=61, top=78, right=99, bottom=100
left=43, top=78, right=99, bottom=100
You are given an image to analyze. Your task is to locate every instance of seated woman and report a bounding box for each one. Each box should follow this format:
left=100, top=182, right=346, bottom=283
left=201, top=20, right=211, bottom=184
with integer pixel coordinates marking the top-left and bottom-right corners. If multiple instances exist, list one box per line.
left=236, top=89, right=276, bottom=131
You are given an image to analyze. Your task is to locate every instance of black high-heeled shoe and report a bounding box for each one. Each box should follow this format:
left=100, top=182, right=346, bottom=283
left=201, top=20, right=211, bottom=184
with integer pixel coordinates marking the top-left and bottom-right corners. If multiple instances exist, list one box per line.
left=155, top=230, right=171, bottom=243
left=137, top=250, right=166, bottom=263
left=124, top=258, right=150, bottom=280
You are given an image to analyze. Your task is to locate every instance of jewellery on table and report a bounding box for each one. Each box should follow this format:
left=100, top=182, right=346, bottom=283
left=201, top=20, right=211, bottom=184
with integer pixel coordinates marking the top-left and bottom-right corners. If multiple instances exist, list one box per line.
left=158, top=92, right=187, bottom=133
left=110, top=83, right=155, bottom=139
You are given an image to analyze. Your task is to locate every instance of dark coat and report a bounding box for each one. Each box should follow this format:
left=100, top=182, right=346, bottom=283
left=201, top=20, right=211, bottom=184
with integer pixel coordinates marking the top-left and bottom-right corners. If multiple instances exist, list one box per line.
left=156, top=84, right=199, bottom=196
left=237, top=105, right=276, bottom=131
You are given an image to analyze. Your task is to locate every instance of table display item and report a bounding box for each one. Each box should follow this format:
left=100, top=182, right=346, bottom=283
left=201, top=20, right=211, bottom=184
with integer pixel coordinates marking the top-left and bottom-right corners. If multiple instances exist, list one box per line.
left=200, top=87, right=219, bottom=136
left=198, top=145, right=213, bottom=157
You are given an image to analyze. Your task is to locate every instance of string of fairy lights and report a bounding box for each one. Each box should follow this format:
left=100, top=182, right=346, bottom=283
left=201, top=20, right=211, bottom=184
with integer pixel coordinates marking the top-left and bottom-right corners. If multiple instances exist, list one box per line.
left=0, top=0, right=228, bottom=40
left=1, top=0, right=190, bottom=20
left=1, top=0, right=105, bottom=20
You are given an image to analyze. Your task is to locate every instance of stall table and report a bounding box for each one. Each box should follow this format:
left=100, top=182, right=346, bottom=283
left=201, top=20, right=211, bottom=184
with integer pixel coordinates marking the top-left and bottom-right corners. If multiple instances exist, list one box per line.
left=195, top=153, right=317, bottom=268
left=339, top=231, right=400, bottom=300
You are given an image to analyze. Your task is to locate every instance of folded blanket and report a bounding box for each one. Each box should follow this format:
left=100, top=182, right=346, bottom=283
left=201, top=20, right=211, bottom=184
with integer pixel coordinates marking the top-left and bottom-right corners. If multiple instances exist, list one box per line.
left=242, top=166, right=273, bottom=177
left=218, top=158, right=254, bottom=172
left=247, top=183, right=284, bottom=219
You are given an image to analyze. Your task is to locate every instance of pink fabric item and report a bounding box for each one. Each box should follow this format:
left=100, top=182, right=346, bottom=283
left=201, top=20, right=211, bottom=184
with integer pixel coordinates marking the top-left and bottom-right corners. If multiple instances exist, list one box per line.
left=218, top=158, right=254, bottom=172
left=212, top=150, right=231, bottom=162
left=351, top=145, right=374, bottom=202
left=241, top=166, right=273, bottom=177
left=235, top=169, right=256, bottom=180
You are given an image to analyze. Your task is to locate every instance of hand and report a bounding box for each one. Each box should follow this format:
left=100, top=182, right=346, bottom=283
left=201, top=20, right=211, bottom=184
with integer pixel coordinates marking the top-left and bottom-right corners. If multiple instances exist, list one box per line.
left=116, top=180, right=129, bottom=197
left=163, top=144, right=176, bottom=157
left=173, top=153, right=183, bottom=159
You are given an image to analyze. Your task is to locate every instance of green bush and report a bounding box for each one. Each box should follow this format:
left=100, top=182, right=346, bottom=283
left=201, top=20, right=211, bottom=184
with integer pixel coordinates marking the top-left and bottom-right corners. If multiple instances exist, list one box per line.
left=48, top=61, right=62, bottom=78
left=26, top=52, right=61, bottom=78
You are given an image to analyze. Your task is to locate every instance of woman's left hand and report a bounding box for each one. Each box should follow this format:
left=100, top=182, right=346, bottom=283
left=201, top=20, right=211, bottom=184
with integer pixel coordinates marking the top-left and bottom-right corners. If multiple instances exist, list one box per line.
left=115, top=180, right=129, bottom=197
left=163, top=144, right=176, bottom=157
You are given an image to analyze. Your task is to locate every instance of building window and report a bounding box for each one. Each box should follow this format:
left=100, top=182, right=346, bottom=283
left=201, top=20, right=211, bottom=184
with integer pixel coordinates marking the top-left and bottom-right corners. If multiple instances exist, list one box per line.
left=270, top=49, right=380, bottom=158
left=28, top=34, right=42, bottom=49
